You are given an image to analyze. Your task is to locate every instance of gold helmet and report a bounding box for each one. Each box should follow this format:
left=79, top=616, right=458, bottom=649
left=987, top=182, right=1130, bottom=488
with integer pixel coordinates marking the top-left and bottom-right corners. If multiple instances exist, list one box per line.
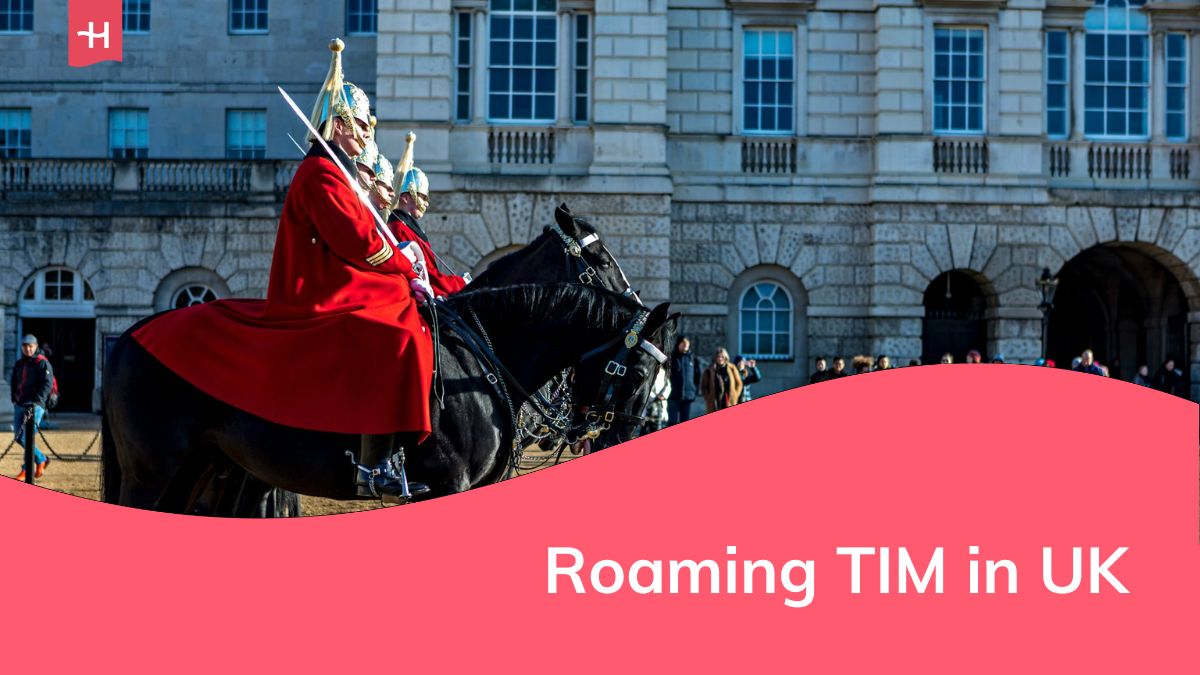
left=307, top=38, right=372, bottom=145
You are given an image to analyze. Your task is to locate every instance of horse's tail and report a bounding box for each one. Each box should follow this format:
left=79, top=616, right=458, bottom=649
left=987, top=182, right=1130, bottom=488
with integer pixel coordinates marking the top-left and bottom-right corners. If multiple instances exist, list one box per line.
left=100, top=390, right=121, bottom=504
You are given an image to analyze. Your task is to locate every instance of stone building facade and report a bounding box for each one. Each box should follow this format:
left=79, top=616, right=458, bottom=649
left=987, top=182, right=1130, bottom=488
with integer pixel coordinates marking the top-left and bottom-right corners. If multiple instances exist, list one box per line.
left=1, top=0, right=1198, bottom=409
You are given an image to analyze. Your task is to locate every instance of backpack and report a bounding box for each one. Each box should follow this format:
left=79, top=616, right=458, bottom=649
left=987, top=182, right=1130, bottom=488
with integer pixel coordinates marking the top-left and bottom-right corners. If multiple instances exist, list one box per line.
left=47, top=375, right=59, bottom=410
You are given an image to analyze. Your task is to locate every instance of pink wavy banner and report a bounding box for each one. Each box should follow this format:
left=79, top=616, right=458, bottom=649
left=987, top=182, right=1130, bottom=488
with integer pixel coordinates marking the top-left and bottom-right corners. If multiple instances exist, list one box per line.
left=1, top=365, right=1196, bottom=672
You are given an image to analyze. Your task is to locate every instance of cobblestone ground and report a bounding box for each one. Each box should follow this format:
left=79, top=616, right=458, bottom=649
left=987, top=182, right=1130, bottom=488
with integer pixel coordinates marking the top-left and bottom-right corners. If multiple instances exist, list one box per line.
left=0, top=414, right=584, bottom=516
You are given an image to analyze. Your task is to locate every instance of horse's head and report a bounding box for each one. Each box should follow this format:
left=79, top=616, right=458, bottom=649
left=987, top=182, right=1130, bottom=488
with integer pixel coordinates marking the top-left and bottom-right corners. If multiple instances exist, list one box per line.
left=550, top=203, right=642, bottom=305
left=572, top=300, right=679, bottom=450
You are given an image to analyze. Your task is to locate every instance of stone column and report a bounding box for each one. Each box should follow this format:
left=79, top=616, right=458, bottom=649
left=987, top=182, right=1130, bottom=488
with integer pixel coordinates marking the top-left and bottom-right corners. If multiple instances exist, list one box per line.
left=471, top=10, right=488, bottom=125
left=1151, top=30, right=1166, bottom=142
left=556, top=10, right=573, bottom=126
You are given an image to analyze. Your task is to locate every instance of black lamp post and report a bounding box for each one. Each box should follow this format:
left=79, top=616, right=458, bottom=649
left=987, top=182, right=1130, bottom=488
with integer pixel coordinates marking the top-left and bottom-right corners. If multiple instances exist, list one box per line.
left=1036, top=267, right=1059, bottom=360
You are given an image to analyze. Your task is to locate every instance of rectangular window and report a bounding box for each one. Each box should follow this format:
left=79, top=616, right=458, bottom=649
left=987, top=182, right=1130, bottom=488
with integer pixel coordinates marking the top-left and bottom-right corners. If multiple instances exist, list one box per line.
left=1046, top=30, right=1069, bottom=139
left=487, top=0, right=558, bottom=123
left=1083, top=27, right=1149, bottom=138
left=743, top=28, right=795, bottom=134
left=109, top=108, right=149, bottom=159
left=1166, top=33, right=1188, bottom=141
left=123, top=0, right=150, bottom=34
left=0, top=108, right=31, bottom=158
left=573, top=13, right=589, bottom=124
left=346, top=0, right=376, bottom=36
left=0, top=0, right=33, bottom=33
left=230, top=0, right=268, bottom=34
left=226, top=109, right=266, bottom=159
left=455, top=11, right=472, bottom=122
left=933, top=27, right=985, bottom=134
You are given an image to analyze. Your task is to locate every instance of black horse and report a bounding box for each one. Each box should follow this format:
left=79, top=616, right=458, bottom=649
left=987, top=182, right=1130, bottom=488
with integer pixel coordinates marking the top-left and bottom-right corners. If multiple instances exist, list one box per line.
left=102, top=283, right=676, bottom=513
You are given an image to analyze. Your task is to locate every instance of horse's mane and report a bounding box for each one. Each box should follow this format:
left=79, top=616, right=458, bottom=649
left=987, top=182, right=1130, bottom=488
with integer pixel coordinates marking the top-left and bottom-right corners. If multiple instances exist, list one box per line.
left=449, top=282, right=640, bottom=336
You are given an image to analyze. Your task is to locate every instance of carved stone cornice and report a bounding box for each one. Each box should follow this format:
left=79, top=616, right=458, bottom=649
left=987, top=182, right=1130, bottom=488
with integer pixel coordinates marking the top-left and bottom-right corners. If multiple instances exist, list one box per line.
left=1043, top=0, right=1093, bottom=29
left=1143, top=1, right=1200, bottom=31
left=726, top=0, right=816, bottom=17
left=917, top=0, right=1007, bottom=18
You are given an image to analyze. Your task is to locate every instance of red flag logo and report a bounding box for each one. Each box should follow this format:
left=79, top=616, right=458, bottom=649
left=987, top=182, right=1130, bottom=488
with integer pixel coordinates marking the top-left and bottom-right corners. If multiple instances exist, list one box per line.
left=69, top=0, right=122, bottom=67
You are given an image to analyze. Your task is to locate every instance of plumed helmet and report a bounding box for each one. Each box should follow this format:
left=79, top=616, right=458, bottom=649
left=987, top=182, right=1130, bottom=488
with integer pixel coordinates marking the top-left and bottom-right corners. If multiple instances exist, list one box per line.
left=354, top=139, right=378, bottom=169
left=399, top=167, right=429, bottom=199
left=307, top=38, right=372, bottom=144
left=373, top=153, right=394, bottom=186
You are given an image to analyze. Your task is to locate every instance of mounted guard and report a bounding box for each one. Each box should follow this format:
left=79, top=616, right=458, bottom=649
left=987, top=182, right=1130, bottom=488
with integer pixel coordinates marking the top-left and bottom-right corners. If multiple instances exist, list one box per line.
left=132, top=38, right=433, bottom=499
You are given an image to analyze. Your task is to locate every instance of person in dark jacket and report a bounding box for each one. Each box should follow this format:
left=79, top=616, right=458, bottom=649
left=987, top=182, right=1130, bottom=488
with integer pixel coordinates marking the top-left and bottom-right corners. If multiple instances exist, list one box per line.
left=734, top=356, right=762, bottom=403
left=11, top=334, right=53, bottom=480
left=809, top=357, right=829, bottom=384
left=1154, top=358, right=1186, bottom=397
left=668, top=335, right=702, bottom=426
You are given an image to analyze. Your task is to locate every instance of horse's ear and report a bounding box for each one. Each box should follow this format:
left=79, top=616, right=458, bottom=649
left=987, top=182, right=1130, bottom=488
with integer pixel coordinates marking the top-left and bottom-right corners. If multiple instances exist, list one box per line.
left=644, top=302, right=671, bottom=335
left=554, top=203, right=576, bottom=234
left=666, top=311, right=682, bottom=334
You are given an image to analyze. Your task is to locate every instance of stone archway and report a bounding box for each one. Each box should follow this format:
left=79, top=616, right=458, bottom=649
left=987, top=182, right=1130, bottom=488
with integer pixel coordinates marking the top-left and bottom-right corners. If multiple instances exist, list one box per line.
left=921, top=270, right=996, bottom=364
left=1049, top=243, right=1196, bottom=398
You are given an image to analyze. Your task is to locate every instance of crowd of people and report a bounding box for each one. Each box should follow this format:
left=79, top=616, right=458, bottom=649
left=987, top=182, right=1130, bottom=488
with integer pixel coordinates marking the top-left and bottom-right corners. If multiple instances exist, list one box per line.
left=644, top=338, right=1191, bottom=433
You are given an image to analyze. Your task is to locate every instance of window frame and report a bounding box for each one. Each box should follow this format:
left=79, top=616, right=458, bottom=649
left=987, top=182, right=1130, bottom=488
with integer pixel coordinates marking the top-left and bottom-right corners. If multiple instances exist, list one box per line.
left=572, top=12, right=590, bottom=125
left=740, top=27, right=798, bottom=137
left=0, top=0, right=33, bottom=34
left=1081, top=0, right=1150, bottom=141
left=1045, top=29, right=1070, bottom=140
left=932, top=25, right=987, bottom=136
left=229, top=0, right=269, bottom=35
left=737, top=281, right=795, bottom=361
left=455, top=10, right=473, bottom=123
left=345, top=0, right=377, bottom=37
left=486, top=0, right=560, bottom=125
left=225, top=109, right=267, bottom=160
left=0, top=107, right=31, bottom=158
left=122, top=0, right=151, bottom=34
left=18, top=267, right=97, bottom=320
left=172, top=284, right=220, bottom=309
left=1165, top=32, right=1188, bottom=142
left=108, top=108, right=149, bottom=160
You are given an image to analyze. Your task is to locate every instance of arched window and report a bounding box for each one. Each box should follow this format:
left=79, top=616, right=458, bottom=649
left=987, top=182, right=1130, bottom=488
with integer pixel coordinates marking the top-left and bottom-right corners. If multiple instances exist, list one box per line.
left=1084, top=0, right=1150, bottom=139
left=172, top=285, right=219, bottom=309
left=153, top=268, right=230, bottom=313
left=19, top=267, right=96, bottom=318
left=738, top=281, right=793, bottom=360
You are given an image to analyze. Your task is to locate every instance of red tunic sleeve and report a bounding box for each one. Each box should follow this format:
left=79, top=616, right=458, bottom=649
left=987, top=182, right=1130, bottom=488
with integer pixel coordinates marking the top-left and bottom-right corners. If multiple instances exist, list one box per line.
left=301, top=159, right=416, bottom=279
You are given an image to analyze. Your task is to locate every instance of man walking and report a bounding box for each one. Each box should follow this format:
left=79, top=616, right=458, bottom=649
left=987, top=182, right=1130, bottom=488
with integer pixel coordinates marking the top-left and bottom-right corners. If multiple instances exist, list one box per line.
left=668, top=336, right=701, bottom=426
left=11, top=334, right=52, bottom=480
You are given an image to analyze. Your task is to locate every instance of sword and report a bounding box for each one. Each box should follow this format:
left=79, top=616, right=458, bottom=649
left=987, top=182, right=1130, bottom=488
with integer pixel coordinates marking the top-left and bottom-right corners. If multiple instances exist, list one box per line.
left=277, top=86, right=400, bottom=248
left=286, top=132, right=306, bottom=155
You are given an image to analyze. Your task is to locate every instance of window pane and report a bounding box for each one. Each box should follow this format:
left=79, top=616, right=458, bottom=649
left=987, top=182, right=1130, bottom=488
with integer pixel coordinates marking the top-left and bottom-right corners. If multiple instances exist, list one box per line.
left=742, top=29, right=795, bottom=134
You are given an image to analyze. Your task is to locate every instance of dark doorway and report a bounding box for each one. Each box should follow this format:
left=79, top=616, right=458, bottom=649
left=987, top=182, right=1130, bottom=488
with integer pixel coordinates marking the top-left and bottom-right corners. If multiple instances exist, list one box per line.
left=1048, top=244, right=1189, bottom=387
left=923, top=271, right=989, bottom=364
left=19, top=318, right=96, bottom=412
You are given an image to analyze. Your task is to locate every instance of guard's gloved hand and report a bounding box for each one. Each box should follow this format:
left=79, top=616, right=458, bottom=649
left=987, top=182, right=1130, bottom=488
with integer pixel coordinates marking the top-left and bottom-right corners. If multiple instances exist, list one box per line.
left=410, top=277, right=435, bottom=304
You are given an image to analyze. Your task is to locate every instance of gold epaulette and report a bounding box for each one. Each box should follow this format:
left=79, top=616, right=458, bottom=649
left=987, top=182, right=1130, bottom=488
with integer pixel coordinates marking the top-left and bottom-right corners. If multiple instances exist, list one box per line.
left=365, top=242, right=393, bottom=267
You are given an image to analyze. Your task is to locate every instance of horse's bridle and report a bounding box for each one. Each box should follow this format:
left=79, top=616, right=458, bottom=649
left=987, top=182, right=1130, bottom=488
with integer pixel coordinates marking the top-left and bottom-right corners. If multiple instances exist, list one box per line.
left=547, top=223, right=642, bottom=306
left=573, top=309, right=669, bottom=440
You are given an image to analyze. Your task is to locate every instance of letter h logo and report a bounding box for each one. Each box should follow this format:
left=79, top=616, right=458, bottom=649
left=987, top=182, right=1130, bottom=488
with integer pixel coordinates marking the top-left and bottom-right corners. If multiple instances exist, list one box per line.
left=68, top=0, right=123, bottom=67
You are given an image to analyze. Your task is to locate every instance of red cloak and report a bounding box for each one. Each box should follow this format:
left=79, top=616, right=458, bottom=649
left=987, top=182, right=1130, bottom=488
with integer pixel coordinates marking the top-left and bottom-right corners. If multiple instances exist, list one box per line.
left=388, top=210, right=468, bottom=297
left=133, top=145, right=434, bottom=437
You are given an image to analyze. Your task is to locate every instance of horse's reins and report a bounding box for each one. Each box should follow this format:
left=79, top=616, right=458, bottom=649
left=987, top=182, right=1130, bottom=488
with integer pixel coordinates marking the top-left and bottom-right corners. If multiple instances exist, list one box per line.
left=547, top=222, right=642, bottom=305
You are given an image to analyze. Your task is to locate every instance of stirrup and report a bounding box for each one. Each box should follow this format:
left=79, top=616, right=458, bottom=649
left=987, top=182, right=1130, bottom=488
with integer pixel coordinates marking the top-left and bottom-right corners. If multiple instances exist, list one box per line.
left=346, top=450, right=430, bottom=503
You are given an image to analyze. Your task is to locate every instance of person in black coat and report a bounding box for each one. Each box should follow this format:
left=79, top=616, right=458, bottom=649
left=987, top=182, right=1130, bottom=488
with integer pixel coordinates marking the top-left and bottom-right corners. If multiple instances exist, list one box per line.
left=10, top=334, right=53, bottom=480
left=668, top=335, right=702, bottom=426
left=1154, top=358, right=1186, bottom=398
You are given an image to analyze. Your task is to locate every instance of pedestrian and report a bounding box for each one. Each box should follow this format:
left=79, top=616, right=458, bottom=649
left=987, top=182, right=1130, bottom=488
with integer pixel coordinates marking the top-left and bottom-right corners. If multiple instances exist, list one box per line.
left=642, top=366, right=671, bottom=434
left=965, top=349, right=983, bottom=364
left=11, top=334, right=53, bottom=481
left=907, top=358, right=921, bottom=367
left=809, top=356, right=829, bottom=384
left=1073, top=349, right=1105, bottom=376
left=873, top=355, right=891, bottom=371
left=990, top=353, right=1005, bottom=364
left=734, top=356, right=761, bottom=403
left=667, top=335, right=701, bottom=426
left=700, top=347, right=743, bottom=413
left=827, top=356, right=850, bottom=380
left=1132, top=364, right=1152, bottom=387
left=1153, top=358, right=1186, bottom=397
left=940, top=353, right=953, bottom=365
left=851, top=355, right=873, bottom=374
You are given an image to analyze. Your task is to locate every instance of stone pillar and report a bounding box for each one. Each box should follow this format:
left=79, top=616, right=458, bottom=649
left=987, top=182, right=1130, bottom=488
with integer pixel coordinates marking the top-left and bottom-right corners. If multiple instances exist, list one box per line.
left=471, top=9, right=487, bottom=125
left=1151, top=30, right=1166, bottom=142
left=556, top=10, right=573, bottom=126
